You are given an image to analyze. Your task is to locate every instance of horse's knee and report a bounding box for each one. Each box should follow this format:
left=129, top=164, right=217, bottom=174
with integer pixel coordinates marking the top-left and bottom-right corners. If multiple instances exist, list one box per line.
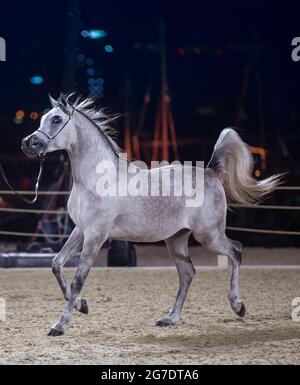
left=70, top=263, right=92, bottom=294
left=52, top=259, right=61, bottom=275
left=71, top=273, right=84, bottom=294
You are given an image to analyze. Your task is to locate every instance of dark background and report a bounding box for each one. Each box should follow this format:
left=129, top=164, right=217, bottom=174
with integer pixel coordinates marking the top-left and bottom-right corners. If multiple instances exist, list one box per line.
left=0, top=0, right=300, bottom=247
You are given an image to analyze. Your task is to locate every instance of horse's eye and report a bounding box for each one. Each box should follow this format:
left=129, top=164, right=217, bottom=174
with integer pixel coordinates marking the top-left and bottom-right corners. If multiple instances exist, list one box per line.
left=51, top=115, right=62, bottom=124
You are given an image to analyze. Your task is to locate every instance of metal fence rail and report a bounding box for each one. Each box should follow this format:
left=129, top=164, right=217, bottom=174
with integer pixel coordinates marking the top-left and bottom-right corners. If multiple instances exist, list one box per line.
left=231, top=203, right=300, bottom=210
left=226, top=226, right=300, bottom=236
left=0, top=230, right=69, bottom=238
left=0, top=207, right=68, bottom=215
left=0, top=190, right=70, bottom=195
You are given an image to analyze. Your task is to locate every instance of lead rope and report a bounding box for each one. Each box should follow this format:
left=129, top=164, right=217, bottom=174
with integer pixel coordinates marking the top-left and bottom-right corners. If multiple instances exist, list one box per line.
left=0, top=156, right=45, bottom=204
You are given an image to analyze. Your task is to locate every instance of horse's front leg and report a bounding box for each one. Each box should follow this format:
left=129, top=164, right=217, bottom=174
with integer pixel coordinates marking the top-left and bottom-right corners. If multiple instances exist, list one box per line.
left=51, top=226, right=88, bottom=314
left=48, top=233, right=107, bottom=336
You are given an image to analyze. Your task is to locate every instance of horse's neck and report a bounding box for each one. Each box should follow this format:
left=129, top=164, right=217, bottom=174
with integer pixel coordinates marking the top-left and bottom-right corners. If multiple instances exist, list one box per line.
left=67, top=121, right=118, bottom=188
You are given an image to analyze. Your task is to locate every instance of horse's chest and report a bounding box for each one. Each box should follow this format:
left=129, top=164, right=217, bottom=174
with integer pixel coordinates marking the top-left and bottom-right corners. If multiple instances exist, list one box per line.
left=67, top=191, right=86, bottom=227
left=68, top=189, right=107, bottom=229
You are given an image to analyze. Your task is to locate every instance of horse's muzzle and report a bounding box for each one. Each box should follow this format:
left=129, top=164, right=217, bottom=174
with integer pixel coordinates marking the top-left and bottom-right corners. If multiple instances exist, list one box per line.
left=21, top=134, right=46, bottom=159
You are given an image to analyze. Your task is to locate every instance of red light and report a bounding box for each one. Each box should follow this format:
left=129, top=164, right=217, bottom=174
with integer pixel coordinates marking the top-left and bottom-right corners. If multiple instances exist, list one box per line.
left=177, top=47, right=185, bottom=56
left=30, top=112, right=39, bottom=120
left=193, top=47, right=201, bottom=54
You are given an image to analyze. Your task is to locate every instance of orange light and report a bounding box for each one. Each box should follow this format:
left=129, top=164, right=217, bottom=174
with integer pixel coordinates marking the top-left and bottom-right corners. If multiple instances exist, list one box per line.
left=0, top=196, right=7, bottom=207
left=16, top=110, right=25, bottom=119
left=254, top=169, right=261, bottom=178
left=29, top=112, right=39, bottom=120
left=250, top=146, right=267, bottom=171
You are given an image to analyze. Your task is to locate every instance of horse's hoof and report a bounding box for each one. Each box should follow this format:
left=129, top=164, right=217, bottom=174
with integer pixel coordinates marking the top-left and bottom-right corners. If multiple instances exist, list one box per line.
left=155, top=317, right=175, bottom=327
left=236, top=302, right=246, bottom=318
left=47, top=328, right=64, bottom=337
left=79, top=298, right=89, bottom=314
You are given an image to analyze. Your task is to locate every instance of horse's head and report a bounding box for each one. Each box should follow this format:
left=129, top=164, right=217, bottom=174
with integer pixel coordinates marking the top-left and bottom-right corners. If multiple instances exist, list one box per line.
left=22, top=94, right=76, bottom=158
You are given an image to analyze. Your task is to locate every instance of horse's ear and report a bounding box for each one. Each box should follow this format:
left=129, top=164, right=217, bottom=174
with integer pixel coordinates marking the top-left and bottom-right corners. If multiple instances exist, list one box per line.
left=66, top=93, right=76, bottom=106
left=48, top=94, right=57, bottom=108
left=57, top=93, right=64, bottom=106
left=57, top=93, right=72, bottom=115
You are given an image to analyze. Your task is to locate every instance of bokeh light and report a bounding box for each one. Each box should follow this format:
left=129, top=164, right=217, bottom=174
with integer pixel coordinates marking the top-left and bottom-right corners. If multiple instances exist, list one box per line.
left=104, top=45, right=114, bottom=53
left=85, top=58, right=94, bottom=66
left=16, top=110, right=25, bottom=119
left=254, top=169, right=261, bottom=178
left=30, top=76, right=44, bottom=85
left=13, top=117, right=23, bottom=124
left=87, top=30, right=107, bottom=39
left=29, top=112, right=39, bottom=120
left=88, top=78, right=96, bottom=86
left=86, top=68, right=95, bottom=76
left=77, top=53, right=85, bottom=62
left=80, top=30, right=89, bottom=38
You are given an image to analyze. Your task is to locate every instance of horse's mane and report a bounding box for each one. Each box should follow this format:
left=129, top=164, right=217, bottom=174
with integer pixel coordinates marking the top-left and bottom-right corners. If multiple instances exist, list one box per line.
left=55, top=93, right=123, bottom=156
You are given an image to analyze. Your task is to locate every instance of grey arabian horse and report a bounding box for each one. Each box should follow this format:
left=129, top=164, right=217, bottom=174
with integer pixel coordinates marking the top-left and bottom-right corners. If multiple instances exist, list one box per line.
left=22, top=94, right=282, bottom=336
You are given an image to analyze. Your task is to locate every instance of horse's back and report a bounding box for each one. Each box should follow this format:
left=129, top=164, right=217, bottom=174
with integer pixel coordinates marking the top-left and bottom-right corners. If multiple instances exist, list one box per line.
left=108, top=168, right=226, bottom=242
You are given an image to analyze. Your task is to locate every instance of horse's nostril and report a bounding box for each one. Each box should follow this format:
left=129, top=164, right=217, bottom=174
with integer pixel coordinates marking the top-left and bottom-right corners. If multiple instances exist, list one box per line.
left=22, top=137, right=30, bottom=147
left=31, top=138, right=39, bottom=147
left=22, top=136, right=40, bottom=150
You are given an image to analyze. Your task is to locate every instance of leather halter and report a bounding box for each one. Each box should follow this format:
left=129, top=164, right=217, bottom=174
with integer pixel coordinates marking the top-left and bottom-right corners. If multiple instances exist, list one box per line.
left=37, top=103, right=75, bottom=141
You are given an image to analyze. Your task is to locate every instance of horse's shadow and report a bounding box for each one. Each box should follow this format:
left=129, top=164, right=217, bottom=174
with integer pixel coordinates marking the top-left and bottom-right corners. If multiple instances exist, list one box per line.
left=136, top=318, right=300, bottom=351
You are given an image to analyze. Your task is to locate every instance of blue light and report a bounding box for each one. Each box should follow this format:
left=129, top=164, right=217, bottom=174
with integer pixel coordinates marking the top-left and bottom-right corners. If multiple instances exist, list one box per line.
left=13, top=117, right=23, bottom=125
left=85, top=58, right=94, bottom=66
left=88, top=30, right=107, bottom=39
left=96, top=77, right=104, bottom=85
left=104, top=45, right=114, bottom=53
left=81, top=30, right=89, bottom=38
left=30, top=76, right=44, bottom=85
left=88, top=85, right=98, bottom=93
left=77, top=53, right=85, bottom=62
left=88, top=78, right=96, bottom=86
left=86, top=68, right=95, bottom=76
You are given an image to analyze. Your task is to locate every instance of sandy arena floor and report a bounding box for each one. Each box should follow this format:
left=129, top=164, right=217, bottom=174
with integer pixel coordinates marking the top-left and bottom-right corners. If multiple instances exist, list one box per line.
left=0, top=267, right=300, bottom=364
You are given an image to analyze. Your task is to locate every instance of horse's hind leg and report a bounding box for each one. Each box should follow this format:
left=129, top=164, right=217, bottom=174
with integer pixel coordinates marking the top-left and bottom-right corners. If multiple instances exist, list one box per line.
left=156, top=230, right=194, bottom=327
left=227, top=239, right=245, bottom=316
left=51, top=226, right=88, bottom=314
left=193, top=229, right=245, bottom=317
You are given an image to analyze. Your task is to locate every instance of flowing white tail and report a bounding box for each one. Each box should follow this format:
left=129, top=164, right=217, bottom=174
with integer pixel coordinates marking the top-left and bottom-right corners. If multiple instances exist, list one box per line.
left=207, top=128, right=283, bottom=205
